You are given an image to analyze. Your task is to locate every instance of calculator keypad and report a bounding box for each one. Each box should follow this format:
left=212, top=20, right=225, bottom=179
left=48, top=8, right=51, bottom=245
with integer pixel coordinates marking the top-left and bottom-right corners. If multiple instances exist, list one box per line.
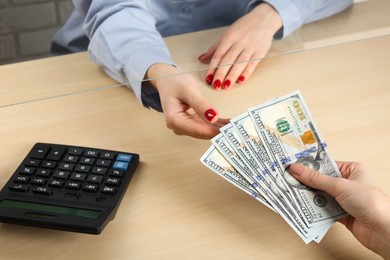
left=7, top=143, right=137, bottom=201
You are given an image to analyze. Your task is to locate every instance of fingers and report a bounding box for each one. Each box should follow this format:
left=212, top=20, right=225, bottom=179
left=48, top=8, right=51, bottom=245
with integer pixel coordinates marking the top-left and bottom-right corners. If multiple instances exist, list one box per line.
left=337, top=161, right=368, bottom=179
left=288, top=163, right=342, bottom=198
left=168, top=115, right=223, bottom=139
left=163, top=103, right=221, bottom=139
left=162, top=84, right=230, bottom=139
left=201, top=38, right=269, bottom=90
left=167, top=112, right=230, bottom=139
left=151, top=63, right=229, bottom=139
left=203, top=47, right=260, bottom=90
left=237, top=59, right=260, bottom=84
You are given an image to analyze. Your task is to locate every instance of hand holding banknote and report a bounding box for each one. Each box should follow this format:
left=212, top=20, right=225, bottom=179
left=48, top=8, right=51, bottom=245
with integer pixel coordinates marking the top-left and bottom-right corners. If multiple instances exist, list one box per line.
left=201, top=90, right=390, bottom=257
left=201, top=91, right=345, bottom=244
left=288, top=162, right=390, bottom=259
left=201, top=91, right=390, bottom=259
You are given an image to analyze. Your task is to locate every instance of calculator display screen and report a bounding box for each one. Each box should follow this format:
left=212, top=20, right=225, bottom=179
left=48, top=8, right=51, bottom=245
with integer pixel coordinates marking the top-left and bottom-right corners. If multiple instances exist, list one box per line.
left=0, top=200, right=101, bottom=219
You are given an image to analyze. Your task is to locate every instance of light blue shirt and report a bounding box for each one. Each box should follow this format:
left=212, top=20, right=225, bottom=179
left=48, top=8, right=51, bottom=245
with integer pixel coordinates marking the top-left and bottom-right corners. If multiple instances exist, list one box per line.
left=53, top=0, right=353, bottom=111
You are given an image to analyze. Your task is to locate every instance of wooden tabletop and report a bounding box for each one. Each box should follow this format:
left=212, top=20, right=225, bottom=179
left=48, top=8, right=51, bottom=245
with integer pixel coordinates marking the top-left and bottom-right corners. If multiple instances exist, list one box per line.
left=0, top=1, right=389, bottom=259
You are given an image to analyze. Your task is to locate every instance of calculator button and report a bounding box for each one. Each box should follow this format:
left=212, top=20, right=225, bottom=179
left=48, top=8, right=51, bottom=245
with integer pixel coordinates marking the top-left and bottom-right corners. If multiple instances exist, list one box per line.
left=100, top=152, right=115, bottom=160
left=59, top=162, right=75, bottom=171
left=117, top=154, right=132, bottom=162
left=70, top=173, right=87, bottom=182
left=105, top=178, right=120, bottom=186
left=30, top=146, right=49, bottom=159
left=101, top=186, right=116, bottom=195
left=86, top=175, right=103, bottom=184
left=91, top=167, right=107, bottom=175
left=83, top=184, right=99, bottom=192
left=96, top=159, right=111, bottom=167
left=65, top=181, right=81, bottom=190
left=25, top=159, right=40, bottom=167
left=113, top=161, right=129, bottom=171
left=109, top=169, right=124, bottom=177
left=84, top=150, right=99, bottom=158
left=48, top=179, right=64, bottom=188
left=75, top=165, right=91, bottom=173
left=79, top=157, right=95, bottom=165
left=41, top=161, right=57, bottom=169
left=9, top=184, right=29, bottom=192
left=32, top=187, right=52, bottom=195
left=53, top=170, right=70, bottom=179
left=20, top=166, right=35, bottom=175
left=30, top=177, right=46, bottom=185
left=36, top=169, right=52, bottom=177
left=14, top=176, right=30, bottom=184
left=63, top=155, right=79, bottom=163
left=46, top=148, right=65, bottom=161
left=68, top=148, right=83, bottom=156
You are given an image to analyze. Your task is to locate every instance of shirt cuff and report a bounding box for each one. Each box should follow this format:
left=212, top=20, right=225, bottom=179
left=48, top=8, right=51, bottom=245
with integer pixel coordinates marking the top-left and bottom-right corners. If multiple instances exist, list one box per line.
left=122, top=47, right=176, bottom=112
left=263, top=0, right=302, bottom=39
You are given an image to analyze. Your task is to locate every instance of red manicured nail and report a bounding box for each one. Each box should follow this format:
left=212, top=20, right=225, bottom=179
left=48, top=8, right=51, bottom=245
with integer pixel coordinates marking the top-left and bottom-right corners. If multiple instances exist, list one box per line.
left=205, top=74, right=213, bottom=85
left=213, top=79, right=221, bottom=89
left=198, top=53, right=206, bottom=60
left=237, top=75, right=245, bottom=83
left=222, top=80, right=231, bottom=89
left=204, top=108, right=217, bottom=121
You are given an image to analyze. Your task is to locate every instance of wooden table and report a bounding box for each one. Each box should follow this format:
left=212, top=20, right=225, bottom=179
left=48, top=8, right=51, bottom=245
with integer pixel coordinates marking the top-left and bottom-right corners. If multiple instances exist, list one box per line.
left=0, top=1, right=389, bottom=259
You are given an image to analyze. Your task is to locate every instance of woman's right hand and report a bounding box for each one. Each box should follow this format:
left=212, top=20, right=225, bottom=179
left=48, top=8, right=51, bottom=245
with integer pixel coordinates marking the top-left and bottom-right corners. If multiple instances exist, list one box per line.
left=146, top=63, right=229, bottom=139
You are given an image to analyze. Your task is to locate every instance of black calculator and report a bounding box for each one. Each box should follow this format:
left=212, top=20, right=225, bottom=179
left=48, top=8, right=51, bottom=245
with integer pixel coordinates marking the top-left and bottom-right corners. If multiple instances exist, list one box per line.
left=0, top=143, right=139, bottom=234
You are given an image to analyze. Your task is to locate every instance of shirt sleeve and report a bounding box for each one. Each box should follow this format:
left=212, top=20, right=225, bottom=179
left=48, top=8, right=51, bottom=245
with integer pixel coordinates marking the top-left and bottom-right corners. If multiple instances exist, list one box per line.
left=263, top=0, right=353, bottom=39
left=73, top=0, right=174, bottom=112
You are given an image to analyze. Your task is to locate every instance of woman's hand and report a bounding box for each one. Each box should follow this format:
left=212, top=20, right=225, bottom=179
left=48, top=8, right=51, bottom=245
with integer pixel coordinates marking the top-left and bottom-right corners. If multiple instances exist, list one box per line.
left=198, top=3, right=282, bottom=90
left=146, top=63, right=229, bottom=139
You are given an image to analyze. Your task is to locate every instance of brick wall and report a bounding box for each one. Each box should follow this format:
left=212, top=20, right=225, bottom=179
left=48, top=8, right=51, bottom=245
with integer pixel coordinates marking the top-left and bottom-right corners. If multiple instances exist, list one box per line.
left=0, top=0, right=74, bottom=65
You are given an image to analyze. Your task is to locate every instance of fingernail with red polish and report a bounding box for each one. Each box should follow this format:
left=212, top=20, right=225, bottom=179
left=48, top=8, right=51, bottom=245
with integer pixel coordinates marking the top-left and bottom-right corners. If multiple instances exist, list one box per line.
left=213, top=79, right=221, bottom=89
left=204, top=108, right=217, bottom=122
left=237, top=75, right=245, bottom=83
left=205, top=74, right=213, bottom=85
left=198, top=53, right=206, bottom=60
left=222, top=80, right=231, bottom=89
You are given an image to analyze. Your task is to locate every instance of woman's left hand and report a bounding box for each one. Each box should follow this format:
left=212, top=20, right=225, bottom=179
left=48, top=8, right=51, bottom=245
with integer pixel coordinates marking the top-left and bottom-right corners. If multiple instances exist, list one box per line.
left=198, top=3, right=282, bottom=90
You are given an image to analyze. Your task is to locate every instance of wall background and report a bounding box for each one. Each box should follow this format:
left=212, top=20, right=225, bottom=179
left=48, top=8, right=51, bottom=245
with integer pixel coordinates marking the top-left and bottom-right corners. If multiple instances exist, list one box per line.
left=0, top=0, right=74, bottom=65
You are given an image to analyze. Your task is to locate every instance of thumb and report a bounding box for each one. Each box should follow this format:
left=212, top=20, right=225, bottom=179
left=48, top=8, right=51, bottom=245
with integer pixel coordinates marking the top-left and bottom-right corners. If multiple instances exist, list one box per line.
left=288, top=163, right=340, bottom=197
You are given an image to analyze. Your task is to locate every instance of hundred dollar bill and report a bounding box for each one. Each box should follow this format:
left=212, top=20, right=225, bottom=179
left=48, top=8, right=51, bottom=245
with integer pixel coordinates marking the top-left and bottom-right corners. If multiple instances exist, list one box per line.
left=218, top=124, right=317, bottom=241
left=219, top=123, right=263, bottom=177
left=227, top=115, right=331, bottom=240
left=201, top=145, right=315, bottom=243
left=212, top=134, right=277, bottom=213
left=211, top=134, right=266, bottom=195
left=230, top=113, right=293, bottom=193
left=200, top=145, right=269, bottom=209
left=231, top=112, right=278, bottom=174
left=248, top=90, right=346, bottom=226
left=230, top=113, right=313, bottom=227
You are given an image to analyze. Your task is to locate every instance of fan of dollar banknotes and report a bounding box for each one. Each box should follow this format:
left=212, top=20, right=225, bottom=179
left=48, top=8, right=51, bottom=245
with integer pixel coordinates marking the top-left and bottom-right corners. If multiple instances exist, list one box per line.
left=200, top=90, right=347, bottom=244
